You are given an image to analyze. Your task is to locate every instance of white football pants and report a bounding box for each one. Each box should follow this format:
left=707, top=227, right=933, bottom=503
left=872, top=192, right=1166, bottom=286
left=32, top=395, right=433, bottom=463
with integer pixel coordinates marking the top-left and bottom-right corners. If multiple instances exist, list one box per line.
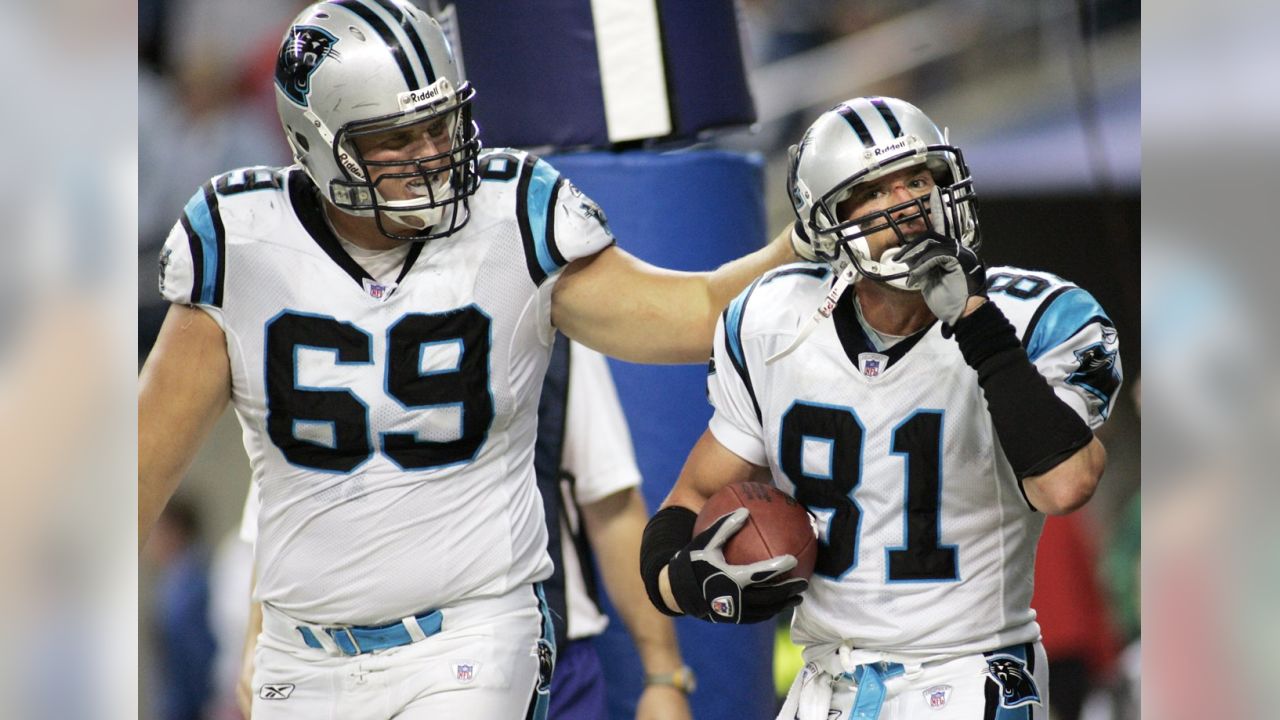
left=251, top=584, right=554, bottom=720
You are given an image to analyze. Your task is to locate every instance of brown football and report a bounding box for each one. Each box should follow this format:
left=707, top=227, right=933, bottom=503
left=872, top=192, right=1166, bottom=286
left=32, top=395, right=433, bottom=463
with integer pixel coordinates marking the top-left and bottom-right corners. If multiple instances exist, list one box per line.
left=693, top=482, right=818, bottom=580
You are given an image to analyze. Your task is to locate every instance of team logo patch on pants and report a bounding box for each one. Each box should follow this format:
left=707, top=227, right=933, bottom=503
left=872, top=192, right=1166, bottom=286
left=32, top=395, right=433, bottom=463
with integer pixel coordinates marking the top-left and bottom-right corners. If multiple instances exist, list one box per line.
left=985, top=655, right=1041, bottom=708
left=534, top=639, right=555, bottom=694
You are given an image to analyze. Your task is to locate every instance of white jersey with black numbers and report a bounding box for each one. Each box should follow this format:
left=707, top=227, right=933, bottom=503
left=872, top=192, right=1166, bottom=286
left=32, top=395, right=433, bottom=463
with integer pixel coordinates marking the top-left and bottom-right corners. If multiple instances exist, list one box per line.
left=706, top=263, right=1121, bottom=661
left=157, top=150, right=615, bottom=625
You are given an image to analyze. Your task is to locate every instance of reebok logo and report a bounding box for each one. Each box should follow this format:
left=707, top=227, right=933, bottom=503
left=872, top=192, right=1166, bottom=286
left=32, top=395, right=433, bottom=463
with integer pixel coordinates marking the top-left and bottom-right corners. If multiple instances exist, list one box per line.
left=259, top=684, right=295, bottom=700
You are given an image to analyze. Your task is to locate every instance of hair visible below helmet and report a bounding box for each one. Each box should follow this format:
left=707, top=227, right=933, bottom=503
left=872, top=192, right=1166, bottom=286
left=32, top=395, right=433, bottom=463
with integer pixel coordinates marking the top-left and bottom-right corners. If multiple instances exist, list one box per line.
left=787, top=96, right=980, bottom=290
left=274, top=0, right=481, bottom=241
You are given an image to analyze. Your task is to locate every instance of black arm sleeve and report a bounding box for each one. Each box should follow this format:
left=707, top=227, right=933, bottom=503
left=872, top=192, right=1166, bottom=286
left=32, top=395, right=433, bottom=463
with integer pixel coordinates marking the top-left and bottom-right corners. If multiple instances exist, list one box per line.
left=640, top=506, right=697, bottom=617
left=951, top=301, right=1094, bottom=480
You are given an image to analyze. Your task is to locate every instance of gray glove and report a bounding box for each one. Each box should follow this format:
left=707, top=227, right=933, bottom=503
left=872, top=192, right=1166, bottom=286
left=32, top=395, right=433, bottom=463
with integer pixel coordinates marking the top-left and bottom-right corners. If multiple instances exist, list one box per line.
left=902, top=237, right=986, bottom=326
left=790, top=219, right=820, bottom=262
left=667, top=508, right=808, bottom=624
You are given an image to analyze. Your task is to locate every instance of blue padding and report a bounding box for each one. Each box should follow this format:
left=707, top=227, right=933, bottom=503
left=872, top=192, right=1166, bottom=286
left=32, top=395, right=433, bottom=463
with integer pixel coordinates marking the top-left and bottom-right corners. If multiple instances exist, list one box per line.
left=657, top=1, right=756, bottom=137
left=549, top=150, right=773, bottom=720
left=182, top=190, right=219, bottom=305
left=1026, top=288, right=1110, bottom=361
left=455, top=0, right=752, bottom=149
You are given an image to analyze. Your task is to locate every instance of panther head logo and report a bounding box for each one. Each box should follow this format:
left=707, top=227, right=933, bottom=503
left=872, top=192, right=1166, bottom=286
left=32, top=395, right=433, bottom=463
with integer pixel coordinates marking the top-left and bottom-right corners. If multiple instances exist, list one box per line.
left=276, top=26, right=340, bottom=106
left=986, top=656, right=1042, bottom=708
left=534, top=639, right=555, bottom=694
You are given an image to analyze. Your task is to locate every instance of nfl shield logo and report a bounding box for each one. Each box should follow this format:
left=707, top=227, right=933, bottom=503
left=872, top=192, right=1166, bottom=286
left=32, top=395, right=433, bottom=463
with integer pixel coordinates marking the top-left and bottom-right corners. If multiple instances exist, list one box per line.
left=362, top=278, right=391, bottom=300
left=453, top=663, right=477, bottom=683
left=858, top=352, right=889, bottom=378
left=924, top=684, right=952, bottom=710
left=710, top=596, right=735, bottom=618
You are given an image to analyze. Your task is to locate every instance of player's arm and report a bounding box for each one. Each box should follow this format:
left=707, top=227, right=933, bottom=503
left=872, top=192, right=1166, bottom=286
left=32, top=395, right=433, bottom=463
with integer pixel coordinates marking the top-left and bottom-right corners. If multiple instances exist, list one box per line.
left=580, top=488, right=691, bottom=720
left=653, top=429, right=771, bottom=611
left=552, top=227, right=798, bottom=364
left=639, top=429, right=804, bottom=625
left=905, top=248, right=1112, bottom=515
left=138, top=304, right=232, bottom=548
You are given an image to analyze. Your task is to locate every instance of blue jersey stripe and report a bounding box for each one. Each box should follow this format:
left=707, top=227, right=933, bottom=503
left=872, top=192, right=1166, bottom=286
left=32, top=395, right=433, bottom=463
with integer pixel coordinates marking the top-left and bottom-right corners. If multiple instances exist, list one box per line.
left=1025, top=288, right=1111, bottom=362
left=182, top=190, right=220, bottom=305
left=526, top=160, right=562, bottom=278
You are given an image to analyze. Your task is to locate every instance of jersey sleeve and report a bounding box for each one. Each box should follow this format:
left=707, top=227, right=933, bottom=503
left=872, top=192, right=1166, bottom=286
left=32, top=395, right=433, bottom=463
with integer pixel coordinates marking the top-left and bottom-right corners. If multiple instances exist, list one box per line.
left=515, top=154, right=616, bottom=287
left=988, top=269, right=1123, bottom=428
left=157, top=181, right=228, bottom=323
left=706, top=289, right=769, bottom=466
left=561, top=342, right=644, bottom=505
left=1024, top=289, right=1123, bottom=428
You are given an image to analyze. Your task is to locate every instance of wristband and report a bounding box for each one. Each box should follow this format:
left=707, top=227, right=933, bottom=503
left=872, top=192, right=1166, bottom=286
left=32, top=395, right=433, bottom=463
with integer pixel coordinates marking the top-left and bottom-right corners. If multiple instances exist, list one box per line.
left=645, top=665, right=697, bottom=694
left=951, top=302, right=1093, bottom=480
left=640, top=506, right=697, bottom=617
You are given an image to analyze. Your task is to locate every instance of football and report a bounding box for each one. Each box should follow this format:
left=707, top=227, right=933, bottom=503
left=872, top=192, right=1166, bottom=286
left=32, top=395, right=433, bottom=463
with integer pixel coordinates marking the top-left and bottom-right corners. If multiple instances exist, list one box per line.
left=693, top=482, right=818, bottom=580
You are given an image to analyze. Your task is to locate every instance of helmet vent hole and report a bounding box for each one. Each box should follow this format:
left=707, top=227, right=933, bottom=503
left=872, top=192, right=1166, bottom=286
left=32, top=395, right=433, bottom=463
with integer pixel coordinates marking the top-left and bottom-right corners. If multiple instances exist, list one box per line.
left=349, top=26, right=366, bottom=41
left=294, top=132, right=310, bottom=152
left=315, top=12, right=329, bottom=18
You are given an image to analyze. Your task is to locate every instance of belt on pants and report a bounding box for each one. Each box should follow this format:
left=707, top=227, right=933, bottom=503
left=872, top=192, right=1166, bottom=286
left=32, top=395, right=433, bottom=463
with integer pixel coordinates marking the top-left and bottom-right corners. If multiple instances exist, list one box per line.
left=297, top=609, right=444, bottom=656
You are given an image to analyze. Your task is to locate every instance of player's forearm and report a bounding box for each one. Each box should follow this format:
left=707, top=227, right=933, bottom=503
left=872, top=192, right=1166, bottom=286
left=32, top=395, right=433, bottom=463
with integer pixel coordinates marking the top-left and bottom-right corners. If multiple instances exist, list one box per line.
left=704, top=226, right=797, bottom=325
left=1021, top=437, right=1106, bottom=515
left=584, top=489, right=687, bottom=672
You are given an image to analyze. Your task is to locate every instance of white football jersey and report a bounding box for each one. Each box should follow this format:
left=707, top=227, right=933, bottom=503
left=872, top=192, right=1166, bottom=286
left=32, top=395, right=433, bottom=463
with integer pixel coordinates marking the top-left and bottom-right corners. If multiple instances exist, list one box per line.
left=707, top=263, right=1121, bottom=660
left=158, top=150, right=614, bottom=625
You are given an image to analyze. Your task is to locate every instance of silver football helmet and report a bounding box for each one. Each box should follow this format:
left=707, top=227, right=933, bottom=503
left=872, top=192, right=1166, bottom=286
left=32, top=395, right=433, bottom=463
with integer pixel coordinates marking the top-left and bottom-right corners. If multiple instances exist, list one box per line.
left=787, top=97, right=980, bottom=290
left=274, top=0, right=480, bottom=240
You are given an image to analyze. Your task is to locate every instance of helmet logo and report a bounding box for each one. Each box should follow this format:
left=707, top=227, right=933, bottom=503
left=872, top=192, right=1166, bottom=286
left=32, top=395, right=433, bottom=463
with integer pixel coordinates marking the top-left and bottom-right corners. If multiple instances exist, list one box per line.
left=276, top=26, right=340, bottom=107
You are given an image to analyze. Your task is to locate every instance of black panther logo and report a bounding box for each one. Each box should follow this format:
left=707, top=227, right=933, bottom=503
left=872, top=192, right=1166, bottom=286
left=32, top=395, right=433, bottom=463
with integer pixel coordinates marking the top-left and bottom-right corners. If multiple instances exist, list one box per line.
left=275, top=26, right=340, bottom=106
left=534, top=639, right=555, bottom=694
left=986, top=656, right=1041, bottom=708
left=1067, top=341, right=1121, bottom=406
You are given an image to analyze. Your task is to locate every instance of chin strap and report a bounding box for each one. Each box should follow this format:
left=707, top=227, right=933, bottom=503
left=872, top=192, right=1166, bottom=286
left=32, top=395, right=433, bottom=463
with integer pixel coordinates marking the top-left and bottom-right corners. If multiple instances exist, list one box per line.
left=766, top=263, right=858, bottom=365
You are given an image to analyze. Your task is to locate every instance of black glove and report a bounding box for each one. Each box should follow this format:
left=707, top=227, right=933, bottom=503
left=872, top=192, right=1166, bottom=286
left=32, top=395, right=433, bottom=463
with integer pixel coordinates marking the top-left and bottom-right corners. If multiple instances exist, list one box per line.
left=666, top=508, right=809, bottom=624
left=901, top=236, right=986, bottom=327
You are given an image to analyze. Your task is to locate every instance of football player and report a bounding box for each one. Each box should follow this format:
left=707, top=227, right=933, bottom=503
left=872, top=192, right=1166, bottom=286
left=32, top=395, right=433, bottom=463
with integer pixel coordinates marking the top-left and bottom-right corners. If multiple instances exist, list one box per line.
left=640, top=97, right=1122, bottom=720
left=138, top=2, right=797, bottom=719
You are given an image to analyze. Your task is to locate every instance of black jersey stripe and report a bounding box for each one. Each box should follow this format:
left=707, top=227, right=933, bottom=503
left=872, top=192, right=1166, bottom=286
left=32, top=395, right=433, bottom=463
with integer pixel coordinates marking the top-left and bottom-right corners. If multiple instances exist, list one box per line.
left=1020, top=286, right=1074, bottom=348
left=201, top=182, right=227, bottom=307
left=515, top=158, right=547, bottom=286
left=836, top=104, right=875, bottom=147
left=545, top=177, right=568, bottom=269
left=870, top=97, right=903, bottom=137
left=723, top=277, right=765, bottom=423
left=366, top=0, right=437, bottom=84
left=333, top=0, right=420, bottom=90
left=178, top=213, right=205, bottom=306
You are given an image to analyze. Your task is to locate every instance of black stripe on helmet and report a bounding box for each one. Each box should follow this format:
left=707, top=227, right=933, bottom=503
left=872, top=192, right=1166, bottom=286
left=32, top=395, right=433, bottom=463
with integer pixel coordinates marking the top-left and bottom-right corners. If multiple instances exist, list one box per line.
left=366, top=0, right=436, bottom=84
left=332, top=0, right=420, bottom=90
left=836, top=104, right=875, bottom=147
left=870, top=97, right=903, bottom=137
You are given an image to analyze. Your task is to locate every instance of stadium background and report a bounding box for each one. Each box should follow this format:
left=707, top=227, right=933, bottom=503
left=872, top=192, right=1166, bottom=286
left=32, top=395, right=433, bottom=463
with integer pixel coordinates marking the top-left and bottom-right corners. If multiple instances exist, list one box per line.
left=137, top=1, right=1140, bottom=719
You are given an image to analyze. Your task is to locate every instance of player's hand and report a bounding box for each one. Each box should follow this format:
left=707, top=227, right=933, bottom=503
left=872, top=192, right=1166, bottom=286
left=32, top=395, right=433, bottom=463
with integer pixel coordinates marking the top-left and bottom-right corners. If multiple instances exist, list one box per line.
left=790, top=219, right=820, bottom=262
left=666, top=507, right=808, bottom=624
left=901, top=234, right=986, bottom=327
left=636, top=684, right=692, bottom=720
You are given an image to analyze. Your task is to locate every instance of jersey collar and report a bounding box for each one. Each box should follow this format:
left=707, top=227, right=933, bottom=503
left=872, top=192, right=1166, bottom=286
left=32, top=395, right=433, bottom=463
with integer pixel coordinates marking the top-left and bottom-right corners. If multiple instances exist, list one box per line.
left=288, top=169, right=425, bottom=294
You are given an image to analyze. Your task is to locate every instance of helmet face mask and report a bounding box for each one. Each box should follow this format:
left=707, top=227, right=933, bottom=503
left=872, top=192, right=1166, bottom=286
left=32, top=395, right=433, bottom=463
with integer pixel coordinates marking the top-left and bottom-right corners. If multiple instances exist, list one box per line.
left=788, top=97, right=981, bottom=290
left=275, top=0, right=481, bottom=242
